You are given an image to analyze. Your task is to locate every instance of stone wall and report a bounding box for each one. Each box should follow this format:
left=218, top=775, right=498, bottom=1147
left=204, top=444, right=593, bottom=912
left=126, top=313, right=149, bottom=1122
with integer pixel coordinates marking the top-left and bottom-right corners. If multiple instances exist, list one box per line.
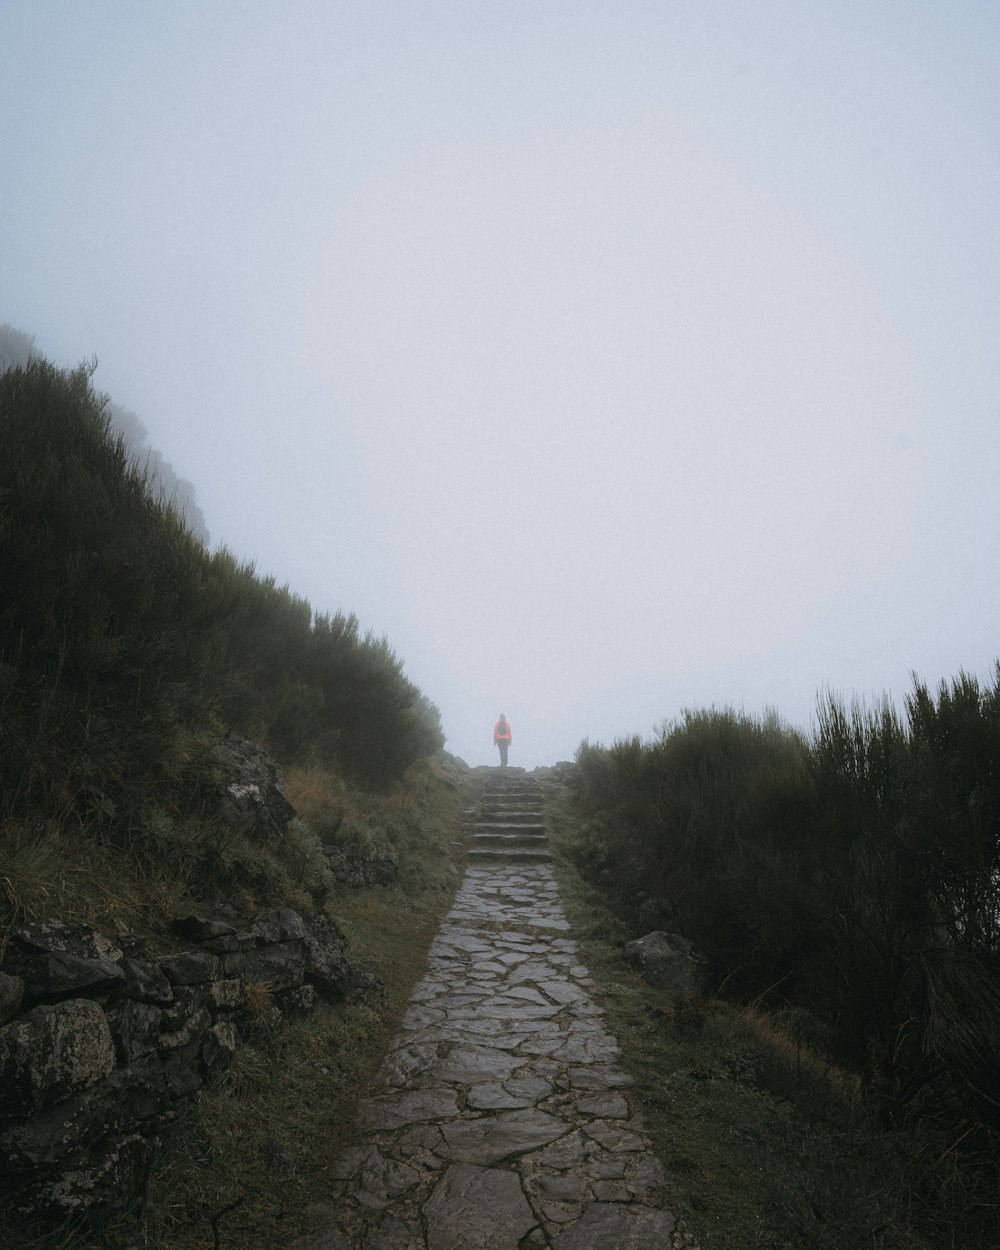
left=0, top=907, right=376, bottom=1215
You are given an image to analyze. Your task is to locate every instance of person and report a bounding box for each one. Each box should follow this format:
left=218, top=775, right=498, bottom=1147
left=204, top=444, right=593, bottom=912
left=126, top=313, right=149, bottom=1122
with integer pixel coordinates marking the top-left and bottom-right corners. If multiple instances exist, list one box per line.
left=493, top=713, right=512, bottom=767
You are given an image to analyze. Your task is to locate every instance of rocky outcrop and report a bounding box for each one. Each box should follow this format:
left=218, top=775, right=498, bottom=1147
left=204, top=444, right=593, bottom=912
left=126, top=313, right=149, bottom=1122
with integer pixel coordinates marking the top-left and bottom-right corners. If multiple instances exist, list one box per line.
left=0, top=909, right=377, bottom=1215
left=323, top=838, right=400, bottom=888
left=623, top=931, right=707, bottom=994
left=206, top=733, right=297, bottom=842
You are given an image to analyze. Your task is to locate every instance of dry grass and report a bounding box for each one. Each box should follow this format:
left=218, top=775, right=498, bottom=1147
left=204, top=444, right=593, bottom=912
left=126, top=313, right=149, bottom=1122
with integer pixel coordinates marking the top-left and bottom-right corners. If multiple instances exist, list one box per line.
left=0, top=819, right=155, bottom=953
left=283, top=764, right=349, bottom=822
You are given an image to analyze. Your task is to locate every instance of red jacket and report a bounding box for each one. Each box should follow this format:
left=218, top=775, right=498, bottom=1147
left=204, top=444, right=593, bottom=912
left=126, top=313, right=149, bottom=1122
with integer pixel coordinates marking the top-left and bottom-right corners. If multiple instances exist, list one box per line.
left=493, top=719, right=512, bottom=743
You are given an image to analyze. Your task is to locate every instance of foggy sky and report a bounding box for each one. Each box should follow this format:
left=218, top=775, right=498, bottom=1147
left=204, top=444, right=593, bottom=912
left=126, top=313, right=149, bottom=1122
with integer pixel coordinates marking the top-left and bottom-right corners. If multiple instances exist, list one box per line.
left=3, top=2, right=998, bottom=768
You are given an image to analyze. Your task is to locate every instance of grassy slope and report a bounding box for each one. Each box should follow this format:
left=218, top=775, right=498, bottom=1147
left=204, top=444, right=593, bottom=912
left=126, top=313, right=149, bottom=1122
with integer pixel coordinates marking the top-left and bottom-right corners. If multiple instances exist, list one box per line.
left=1, top=760, right=470, bottom=1250
left=545, top=795, right=937, bottom=1250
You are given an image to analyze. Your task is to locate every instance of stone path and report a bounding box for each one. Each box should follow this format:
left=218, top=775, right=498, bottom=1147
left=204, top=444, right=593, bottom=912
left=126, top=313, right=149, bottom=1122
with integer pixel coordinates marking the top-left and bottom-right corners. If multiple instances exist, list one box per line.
left=296, top=774, right=693, bottom=1250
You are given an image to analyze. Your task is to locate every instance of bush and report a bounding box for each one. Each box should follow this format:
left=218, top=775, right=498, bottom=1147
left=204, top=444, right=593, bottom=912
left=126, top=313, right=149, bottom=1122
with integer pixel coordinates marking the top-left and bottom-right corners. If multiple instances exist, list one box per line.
left=567, top=680, right=1000, bottom=1242
left=0, top=358, right=443, bottom=854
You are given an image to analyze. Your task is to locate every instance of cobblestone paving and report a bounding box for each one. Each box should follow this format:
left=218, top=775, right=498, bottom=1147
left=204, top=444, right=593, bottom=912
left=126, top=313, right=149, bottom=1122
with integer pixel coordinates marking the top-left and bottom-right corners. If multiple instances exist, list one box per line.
left=296, top=859, right=695, bottom=1249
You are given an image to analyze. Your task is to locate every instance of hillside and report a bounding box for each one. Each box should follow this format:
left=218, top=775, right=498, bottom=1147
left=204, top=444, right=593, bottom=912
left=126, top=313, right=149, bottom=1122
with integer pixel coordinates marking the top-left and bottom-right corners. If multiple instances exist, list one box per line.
left=2, top=351, right=999, bottom=1249
left=0, top=352, right=462, bottom=1239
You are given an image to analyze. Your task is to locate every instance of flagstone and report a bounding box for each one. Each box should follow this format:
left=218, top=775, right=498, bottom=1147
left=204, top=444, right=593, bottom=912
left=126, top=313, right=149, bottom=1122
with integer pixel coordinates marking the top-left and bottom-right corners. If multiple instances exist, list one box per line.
left=378, top=1042, right=442, bottom=1087
left=430, top=1043, right=527, bottom=1084
left=423, top=1164, right=537, bottom=1250
left=302, top=787, right=690, bottom=1250
left=581, top=1121, right=648, bottom=1153
left=575, top=1092, right=630, bottom=1119
left=400, top=1005, right=446, bottom=1030
left=525, top=1129, right=591, bottom=1170
left=551, top=1201, right=676, bottom=1248
left=440, top=1109, right=569, bottom=1164
left=357, top=1088, right=460, bottom=1131
left=567, top=1065, right=634, bottom=1091
left=466, top=1082, right=537, bottom=1110
left=503, top=1075, right=552, bottom=1101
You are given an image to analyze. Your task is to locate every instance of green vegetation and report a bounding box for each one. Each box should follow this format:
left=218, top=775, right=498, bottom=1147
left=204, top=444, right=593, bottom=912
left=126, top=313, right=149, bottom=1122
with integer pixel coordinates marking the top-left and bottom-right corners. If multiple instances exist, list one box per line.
left=4, top=346, right=998, bottom=1248
left=562, top=689, right=1000, bottom=1247
left=0, top=353, right=465, bottom=1247
left=1, top=356, right=444, bottom=933
left=548, top=833, right=936, bottom=1250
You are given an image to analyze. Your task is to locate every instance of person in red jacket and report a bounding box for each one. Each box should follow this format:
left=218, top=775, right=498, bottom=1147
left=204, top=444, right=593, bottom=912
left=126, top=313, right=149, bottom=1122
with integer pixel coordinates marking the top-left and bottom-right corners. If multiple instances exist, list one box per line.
left=493, top=713, right=512, bottom=767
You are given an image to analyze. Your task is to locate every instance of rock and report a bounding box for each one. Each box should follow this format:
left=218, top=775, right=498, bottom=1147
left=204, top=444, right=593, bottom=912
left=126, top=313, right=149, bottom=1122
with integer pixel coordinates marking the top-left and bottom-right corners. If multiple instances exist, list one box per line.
left=576, top=1091, right=630, bottom=1118
left=207, top=978, right=245, bottom=1009
left=323, top=838, right=399, bottom=888
left=156, top=952, right=224, bottom=986
left=121, top=958, right=174, bottom=1004
left=303, top=914, right=368, bottom=996
left=283, top=983, right=317, bottom=1013
left=4, top=920, right=125, bottom=1003
left=207, top=734, right=297, bottom=840
left=0, top=998, right=115, bottom=1118
left=202, top=1020, right=238, bottom=1068
left=440, top=1108, right=569, bottom=1165
left=105, top=999, right=164, bottom=1064
left=223, top=944, right=305, bottom=990
left=429, top=1043, right=527, bottom=1084
left=424, top=1163, right=537, bottom=1250
left=17, top=952, right=125, bottom=1002
left=358, top=1088, right=460, bottom=1132
left=0, top=893, right=371, bottom=1218
left=170, top=915, right=237, bottom=942
left=622, top=931, right=707, bottom=994
left=158, top=1005, right=212, bottom=1052
left=552, top=1201, right=676, bottom=1248
left=8, top=918, right=123, bottom=964
left=252, top=907, right=308, bottom=944
left=466, top=1082, right=537, bottom=1110
left=0, top=971, right=25, bottom=1025
left=357, top=1145, right=420, bottom=1203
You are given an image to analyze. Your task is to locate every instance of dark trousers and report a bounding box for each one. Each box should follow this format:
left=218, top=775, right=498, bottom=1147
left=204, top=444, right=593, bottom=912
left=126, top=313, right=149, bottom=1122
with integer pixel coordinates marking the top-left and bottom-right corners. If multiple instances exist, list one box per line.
left=497, top=740, right=509, bottom=766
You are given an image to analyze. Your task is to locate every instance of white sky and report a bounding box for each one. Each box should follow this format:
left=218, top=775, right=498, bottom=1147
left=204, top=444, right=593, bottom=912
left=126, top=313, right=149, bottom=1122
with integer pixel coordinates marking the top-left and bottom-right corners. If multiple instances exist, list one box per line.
left=2, top=2, right=998, bottom=768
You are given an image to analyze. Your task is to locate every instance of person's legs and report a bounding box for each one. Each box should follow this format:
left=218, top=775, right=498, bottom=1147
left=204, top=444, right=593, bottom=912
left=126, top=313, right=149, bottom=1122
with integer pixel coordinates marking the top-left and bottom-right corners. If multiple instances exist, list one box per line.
left=499, top=741, right=508, bottom=766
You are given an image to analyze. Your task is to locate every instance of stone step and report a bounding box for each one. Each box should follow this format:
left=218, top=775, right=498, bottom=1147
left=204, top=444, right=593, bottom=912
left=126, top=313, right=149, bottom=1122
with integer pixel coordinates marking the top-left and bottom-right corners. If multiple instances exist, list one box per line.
left=479, top=806, right=543, bottom=815
left=471, top=821, right=546, bottom=834
left=467, top=846, right=552, bottom=863
left=477, top=808, right=543, bottom=820
left=480, top=795, right=542, bottom=805
left=472, top=832, right=548, bottom=846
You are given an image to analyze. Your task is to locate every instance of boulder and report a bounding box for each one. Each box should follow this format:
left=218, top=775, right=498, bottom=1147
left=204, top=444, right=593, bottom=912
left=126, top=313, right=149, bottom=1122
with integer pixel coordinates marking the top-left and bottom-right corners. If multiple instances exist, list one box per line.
left=323, top=838, right=399, bottom=888
left=206, top=734, right=297, bottom=840
left=121, top=958, right=174, bottom=1005
left=0, top=998, right=115, bottom=1118
left=170, top=914, right=237, bottom=942
left=223, top=944, right=305, bottom=991
left=105, top=999, right=164, bottom=1064
left=303, top=914, right=364, bottom=996
left=8, top=918, right=123, bottom=963
left=622, top=931, right=707, bottom=994
left=252, top=907, right=308, bottom=944
left=5, top=919, right=125, bottom=1004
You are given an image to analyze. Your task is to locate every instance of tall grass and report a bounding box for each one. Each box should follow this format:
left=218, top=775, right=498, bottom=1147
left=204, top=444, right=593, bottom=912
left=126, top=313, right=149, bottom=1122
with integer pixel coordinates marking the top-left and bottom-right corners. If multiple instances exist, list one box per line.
left=568, top=678, right=1000, bottom=1245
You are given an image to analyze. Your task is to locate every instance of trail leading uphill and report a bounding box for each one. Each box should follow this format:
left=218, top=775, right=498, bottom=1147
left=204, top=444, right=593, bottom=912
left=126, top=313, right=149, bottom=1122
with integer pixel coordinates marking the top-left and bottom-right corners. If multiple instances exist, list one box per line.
left=294, top=769, right=697, bottom=1250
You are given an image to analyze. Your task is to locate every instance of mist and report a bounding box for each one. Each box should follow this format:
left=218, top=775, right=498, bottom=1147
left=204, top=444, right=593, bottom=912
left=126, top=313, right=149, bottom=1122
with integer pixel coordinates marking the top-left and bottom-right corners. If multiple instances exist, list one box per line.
left=2, top=2, right=998, bottom=768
